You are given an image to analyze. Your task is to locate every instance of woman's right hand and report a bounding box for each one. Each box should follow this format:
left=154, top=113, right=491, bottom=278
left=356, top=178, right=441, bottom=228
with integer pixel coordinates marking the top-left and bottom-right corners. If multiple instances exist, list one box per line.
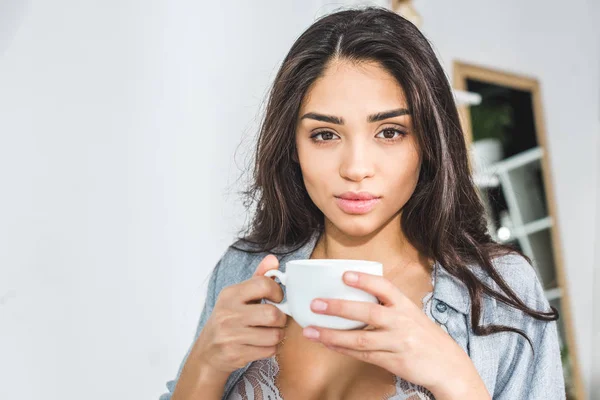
left=181, top=254, right=288, bottom=386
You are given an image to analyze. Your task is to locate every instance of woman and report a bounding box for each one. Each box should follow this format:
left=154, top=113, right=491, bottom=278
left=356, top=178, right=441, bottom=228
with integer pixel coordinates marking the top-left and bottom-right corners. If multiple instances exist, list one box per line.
left=160, top=6, right=565, bottom=400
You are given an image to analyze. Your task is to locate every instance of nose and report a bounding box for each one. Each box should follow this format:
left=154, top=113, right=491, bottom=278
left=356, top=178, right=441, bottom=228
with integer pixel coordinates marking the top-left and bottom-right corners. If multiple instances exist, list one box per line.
left=339, top=139, right=375, bottom=182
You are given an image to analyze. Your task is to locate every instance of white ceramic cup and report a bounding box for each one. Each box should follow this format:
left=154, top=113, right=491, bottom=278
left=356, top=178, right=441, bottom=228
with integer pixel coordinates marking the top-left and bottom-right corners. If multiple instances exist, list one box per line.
left=264, top=259, right=383, bottom=330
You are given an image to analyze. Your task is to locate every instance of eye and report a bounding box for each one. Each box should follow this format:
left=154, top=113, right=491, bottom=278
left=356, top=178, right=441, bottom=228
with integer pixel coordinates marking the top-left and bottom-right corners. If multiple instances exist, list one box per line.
left=375, top=128, right=406, bottom=140
left=310, top=130, right=340, bottom=142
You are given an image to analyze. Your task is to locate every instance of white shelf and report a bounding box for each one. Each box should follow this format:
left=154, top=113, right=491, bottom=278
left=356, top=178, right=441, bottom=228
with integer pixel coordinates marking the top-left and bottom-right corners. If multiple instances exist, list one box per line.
left=473, top=146, right=543, bottom=188
left=454, top=89, right=482, bottom=105
left=512, top=216, right=553, bottom=237
left=495, top=146, right=543, bottom=173
left=474, top=145, right=557, bottom=293
left=492, top=216, right=553, bottom=244
left=545, top=287, right=562, bottom=302
left=473, top=173, right=500, bottom=188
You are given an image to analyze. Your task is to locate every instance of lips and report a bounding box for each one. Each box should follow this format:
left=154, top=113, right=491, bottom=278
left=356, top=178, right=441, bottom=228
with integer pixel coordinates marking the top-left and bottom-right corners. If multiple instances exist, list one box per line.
left=336, top=191, right=380, bottom=200
left=334, top=192, right=381, bottom=214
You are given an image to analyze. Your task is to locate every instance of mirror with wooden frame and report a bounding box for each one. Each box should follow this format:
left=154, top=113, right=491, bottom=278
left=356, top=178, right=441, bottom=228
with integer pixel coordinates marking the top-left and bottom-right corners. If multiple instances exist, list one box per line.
left=453, top=61, right=584, bottom=400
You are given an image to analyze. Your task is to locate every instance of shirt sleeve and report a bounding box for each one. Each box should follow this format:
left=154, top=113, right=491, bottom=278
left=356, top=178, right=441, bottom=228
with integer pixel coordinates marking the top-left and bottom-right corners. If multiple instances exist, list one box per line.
left=495, top=317, right=566, bottom=399
left=158, top=257, right=223, bottom=400
left=492, top=259, right=567, bottom=399
left=524, top=320, right=567, bottom=399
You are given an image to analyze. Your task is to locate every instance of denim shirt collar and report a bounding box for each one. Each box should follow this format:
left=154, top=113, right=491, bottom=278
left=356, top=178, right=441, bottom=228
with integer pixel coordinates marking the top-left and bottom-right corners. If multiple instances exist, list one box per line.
left=280, top=229, right=471, bottom=316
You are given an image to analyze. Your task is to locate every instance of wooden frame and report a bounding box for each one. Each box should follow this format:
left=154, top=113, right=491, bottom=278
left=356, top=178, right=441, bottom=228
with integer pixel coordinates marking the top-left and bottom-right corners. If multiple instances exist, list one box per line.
left=453, top=60, right=586, bottom=400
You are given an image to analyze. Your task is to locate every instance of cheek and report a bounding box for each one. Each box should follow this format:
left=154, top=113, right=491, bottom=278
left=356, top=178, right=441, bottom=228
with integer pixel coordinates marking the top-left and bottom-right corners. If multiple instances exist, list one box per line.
left=384, top=155, right=421, bottom=200
left=299, top=152, right=335, bottom=191
left=296, top=144, right=338, bottom=202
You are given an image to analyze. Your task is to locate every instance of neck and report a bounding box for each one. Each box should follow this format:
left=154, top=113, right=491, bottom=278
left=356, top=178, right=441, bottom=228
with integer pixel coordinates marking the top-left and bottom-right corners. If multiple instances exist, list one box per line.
left=313, top=213, right=434, bottom=279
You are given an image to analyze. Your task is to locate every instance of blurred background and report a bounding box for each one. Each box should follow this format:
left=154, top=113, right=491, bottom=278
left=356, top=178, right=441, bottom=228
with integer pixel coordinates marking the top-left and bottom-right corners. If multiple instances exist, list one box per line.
left=0, top=0, right=598, bottom=399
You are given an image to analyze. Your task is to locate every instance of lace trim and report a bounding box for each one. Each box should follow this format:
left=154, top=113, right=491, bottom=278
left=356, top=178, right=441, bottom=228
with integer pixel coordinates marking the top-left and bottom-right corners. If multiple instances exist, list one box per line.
left=227, top=263, right=441, bottom=400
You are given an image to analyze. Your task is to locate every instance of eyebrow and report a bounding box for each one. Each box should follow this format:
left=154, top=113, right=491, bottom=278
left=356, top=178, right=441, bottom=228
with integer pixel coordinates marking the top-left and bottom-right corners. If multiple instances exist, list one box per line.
left=299, top=108, right=411, bottom=125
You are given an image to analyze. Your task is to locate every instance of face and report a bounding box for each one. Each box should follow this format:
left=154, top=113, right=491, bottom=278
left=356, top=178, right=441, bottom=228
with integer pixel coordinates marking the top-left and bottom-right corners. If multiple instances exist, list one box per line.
left=295, top=59, right=421, bottom=238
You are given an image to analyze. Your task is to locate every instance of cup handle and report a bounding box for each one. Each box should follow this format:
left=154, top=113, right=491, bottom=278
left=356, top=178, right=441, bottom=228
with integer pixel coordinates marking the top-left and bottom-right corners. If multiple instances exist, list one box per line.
left=263, top=270, right=291, bottom=316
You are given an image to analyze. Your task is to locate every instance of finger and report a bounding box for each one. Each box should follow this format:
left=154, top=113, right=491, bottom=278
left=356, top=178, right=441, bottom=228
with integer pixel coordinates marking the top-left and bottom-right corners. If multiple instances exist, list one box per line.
left=310, top=298, right=391, bottom=328
left=238, top=326, right=286, bottom=347
left=243, top=304, right=288, bottom=327
left=304, top=326, right=395, bottom=352
left=342, top=271, right=406, bottom=306
left=242, top=344, right=279, bottom=360
left=253, top=254, right=279, bottom=277
left=237, top=276, right=284, bottom=304
left=323, top=345, right=389, bottom=368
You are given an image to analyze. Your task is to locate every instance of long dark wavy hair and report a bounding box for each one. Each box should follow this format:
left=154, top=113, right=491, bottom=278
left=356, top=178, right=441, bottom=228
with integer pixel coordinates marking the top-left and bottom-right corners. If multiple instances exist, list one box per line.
left=232, top=6, right=558, bottom=350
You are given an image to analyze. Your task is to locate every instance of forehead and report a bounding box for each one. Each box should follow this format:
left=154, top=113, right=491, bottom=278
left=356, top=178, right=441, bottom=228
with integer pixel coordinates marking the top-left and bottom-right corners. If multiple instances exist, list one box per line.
left=299, top=59, right=409, bottom=113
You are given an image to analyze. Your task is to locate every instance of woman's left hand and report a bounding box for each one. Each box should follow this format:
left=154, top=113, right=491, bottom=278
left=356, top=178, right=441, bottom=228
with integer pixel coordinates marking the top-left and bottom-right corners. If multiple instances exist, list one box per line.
left=301, top=271, right=490, bottom=399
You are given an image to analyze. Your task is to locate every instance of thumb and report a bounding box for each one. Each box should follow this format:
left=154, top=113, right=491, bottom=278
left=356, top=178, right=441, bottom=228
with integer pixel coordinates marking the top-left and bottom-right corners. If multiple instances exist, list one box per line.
left=253, top=254, right=280, bottom=277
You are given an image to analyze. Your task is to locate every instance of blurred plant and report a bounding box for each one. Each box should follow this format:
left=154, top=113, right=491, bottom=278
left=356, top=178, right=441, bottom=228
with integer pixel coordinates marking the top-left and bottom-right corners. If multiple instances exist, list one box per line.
left=469, top=84, right=515, bottom=149
left=470, top=101, right=514, bottom=147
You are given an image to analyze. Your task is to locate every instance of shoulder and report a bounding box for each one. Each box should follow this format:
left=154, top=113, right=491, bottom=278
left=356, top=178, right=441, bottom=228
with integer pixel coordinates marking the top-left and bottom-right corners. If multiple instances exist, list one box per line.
left=472, top=251, right=552, bottom=331
left=210, top=240, right=271, bottom=295
left=437, top=251, right=550, bottom=325
left=474, top=256, right=565, bottom=397
left=213, top=241, right=266, bottom=294
left=487, top=252, right=551, bottom=312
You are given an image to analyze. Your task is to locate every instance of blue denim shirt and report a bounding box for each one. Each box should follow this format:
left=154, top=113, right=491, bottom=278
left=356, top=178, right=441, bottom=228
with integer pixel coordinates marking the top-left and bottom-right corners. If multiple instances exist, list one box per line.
left=160, top=230, right=566, bottom=399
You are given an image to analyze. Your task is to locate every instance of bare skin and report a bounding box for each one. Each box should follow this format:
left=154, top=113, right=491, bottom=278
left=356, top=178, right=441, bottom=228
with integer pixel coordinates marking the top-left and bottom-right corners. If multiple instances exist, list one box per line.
left=276, top=57, right=489, bottom=399
left=281, top=57, right=432, bottom=398
left=174, top=57, right=490, bottom=399
left=273, top=237, right=436, bottom=400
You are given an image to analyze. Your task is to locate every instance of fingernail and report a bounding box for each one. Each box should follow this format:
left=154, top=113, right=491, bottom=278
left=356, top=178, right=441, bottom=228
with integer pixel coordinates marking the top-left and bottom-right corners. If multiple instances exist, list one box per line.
left=303, top=327, right=320, bottom=339
left=312, top=299, right=328, bottom=311
left=345, top=272, right=358, bottom=283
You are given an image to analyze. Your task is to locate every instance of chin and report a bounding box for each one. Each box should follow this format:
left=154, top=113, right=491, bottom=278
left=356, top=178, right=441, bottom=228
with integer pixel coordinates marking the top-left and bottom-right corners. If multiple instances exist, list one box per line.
left=327, top=215, right=382, bottom=238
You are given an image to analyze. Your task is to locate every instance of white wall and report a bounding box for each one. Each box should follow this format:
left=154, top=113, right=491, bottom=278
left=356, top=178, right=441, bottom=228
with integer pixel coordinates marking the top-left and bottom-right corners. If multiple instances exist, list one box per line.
left=1, top=0, right=598, bottom=399
left=0, top=1, right=324, bottom=399
left=591, top=0, right=600, bottom=397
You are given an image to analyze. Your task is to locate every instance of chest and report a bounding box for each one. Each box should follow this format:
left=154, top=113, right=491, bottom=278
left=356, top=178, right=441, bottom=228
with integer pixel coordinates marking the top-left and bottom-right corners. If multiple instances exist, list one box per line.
left=274, top=317, right=399, bottom=400
left=272, top=280, right=437, bottom=400
left=226, top=266, right=451, bottom=399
